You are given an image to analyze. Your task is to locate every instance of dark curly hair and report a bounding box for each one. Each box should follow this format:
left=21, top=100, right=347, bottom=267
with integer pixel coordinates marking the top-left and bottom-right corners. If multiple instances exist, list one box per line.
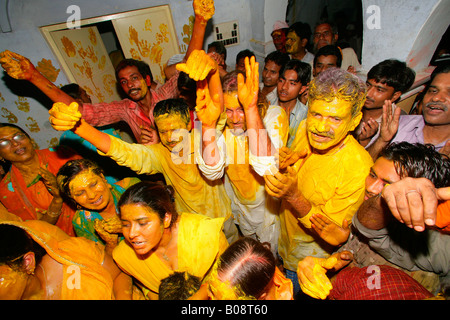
left=380, top=142, right=450, bottom=188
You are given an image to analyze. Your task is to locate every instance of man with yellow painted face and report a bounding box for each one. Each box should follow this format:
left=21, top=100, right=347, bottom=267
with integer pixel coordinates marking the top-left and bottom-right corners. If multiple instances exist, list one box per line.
left=264, top=67, right=373, bottom=296
left=285, top=22, right=314, bottom=64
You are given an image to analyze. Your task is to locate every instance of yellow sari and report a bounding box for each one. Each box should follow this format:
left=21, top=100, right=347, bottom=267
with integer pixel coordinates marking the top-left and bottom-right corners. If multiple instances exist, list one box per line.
left=113, top=212, right=228, bottom=298
left=0, top=219, right=115, bottom=299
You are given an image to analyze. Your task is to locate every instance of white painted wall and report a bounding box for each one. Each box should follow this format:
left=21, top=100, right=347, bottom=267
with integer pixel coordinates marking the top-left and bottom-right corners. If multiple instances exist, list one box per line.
left=0, top=0, right=255, bottom=148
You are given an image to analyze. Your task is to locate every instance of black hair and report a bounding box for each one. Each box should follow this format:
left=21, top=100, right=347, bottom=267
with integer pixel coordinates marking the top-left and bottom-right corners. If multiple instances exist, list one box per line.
left=153, top=98, right=191, bottom=127
left=115, top=58, right=153, bottom=82
left=367, top=59, right=416, bottom=93
left=56, top=159, right=104, bottom=201
left=236, top=49, right=255, bottom=65
left=314, top=45, right=342, bottom=68
left=0, top=224, right=46, bottom=271
left=208, top=41, right=227, bottom=60
left=118, top=181, right=178, bottom=228
left=279, top=59, right=311, bottom=85
left=288, top=21, right=312, bottom=42
left=159, top=271, right=202, bottom=300
left=217, top=237, right=276, bottom=299
left=264, top=50, right=291, bottom=68
left=380, top=142, right=450, bottom=188
left=60, top=83, right=83, bottom=100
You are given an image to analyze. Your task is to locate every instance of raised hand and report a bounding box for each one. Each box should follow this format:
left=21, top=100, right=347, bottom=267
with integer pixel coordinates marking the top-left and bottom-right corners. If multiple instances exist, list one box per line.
left=196, top=79, right=222, bottom=128
left=39, top=166, right=61, bottom=198
left=193, top=0, right=215, bottom=22
left=176, top=49, right=217, bottom=81
left=237, top=56, right=259, bottom=111
left=0, top=50, right=36, bottom=80
left=379, top=100, right=401, bottom=143
left=49, top=101, right=82, bottom=131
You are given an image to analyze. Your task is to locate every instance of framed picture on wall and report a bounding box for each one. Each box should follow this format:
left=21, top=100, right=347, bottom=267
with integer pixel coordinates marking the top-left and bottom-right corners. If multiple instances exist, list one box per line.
left=40, top=5, right=180, bottom=104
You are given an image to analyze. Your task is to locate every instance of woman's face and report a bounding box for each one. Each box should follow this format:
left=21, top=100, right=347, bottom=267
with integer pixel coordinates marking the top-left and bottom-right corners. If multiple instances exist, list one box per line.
left=69, top=169, right=112, bottom=211
left=0, top=126, right=35, bottom=163
left=120, top=204, right=168, bottom=256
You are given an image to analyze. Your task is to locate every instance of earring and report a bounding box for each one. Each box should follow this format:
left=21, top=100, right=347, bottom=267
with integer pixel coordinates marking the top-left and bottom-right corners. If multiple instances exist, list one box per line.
left=27, top=267, right=35, bottom=275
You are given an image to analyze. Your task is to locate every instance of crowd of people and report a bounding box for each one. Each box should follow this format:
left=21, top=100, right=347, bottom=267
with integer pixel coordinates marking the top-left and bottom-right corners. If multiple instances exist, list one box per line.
left=0, top=0, right=449, bottom=301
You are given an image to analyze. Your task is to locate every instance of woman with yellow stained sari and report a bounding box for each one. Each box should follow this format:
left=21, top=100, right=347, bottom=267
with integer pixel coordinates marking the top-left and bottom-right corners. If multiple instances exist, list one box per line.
left=0, top=219, right=135, bottom=300
left=112, top=181, right=228, bottom=300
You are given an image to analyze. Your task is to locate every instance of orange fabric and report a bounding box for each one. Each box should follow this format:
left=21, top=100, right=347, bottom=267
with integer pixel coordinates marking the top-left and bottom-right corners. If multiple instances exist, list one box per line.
left=272, top=267, right=294, bottom=300
left=0, top=147, right=81, bottom=236
left=435, top=200, right=450, bottom=234
left=0, top=219, right=115, bottom=300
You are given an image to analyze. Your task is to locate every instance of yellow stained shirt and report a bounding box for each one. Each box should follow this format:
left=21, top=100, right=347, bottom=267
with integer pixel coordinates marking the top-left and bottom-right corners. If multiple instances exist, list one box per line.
left=278, top=120, right=373, bottom=271
left=112, top=212, right=228, bottom=298
left=100, top=133, right=231, bottom=221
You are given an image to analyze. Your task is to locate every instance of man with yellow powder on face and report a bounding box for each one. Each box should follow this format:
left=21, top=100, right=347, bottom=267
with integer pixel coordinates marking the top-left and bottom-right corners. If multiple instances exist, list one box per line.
left=47, top=49, right=239, bottom=244
left=264, top=67, right=373, bottom=296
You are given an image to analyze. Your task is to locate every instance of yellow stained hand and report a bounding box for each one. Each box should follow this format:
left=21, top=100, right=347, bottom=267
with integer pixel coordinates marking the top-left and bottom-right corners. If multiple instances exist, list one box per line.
left=0, top=50, right=35, bottom=80
left=237, top=56, right=259, bottom=111
left=297, top=256, right=337, bottom=300
left=176, top=49, right=217, bottom=81
left=48, top=101, right=82, bottom=131
left=263, top=165, right=297, bottom=199
left=276, top=146, right=308, bottom=171
left=196, top=79, right=221, bottom=128
left=94, top=219, right=119, bottom=245
left=193, top=0, right=215, bottom=21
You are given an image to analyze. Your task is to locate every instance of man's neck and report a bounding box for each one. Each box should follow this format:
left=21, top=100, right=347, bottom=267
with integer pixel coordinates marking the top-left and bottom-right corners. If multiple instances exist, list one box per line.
left=362, top=107, right=383, bottom=121
left=279, top=99, right=298, bottom=117
left=261, top=85, right=276, bottom=96
left=291, top=48, right=306, bottom=61
left=423, top=123, right=450, bottom=146
left=136, top=89, right=153, bottom=114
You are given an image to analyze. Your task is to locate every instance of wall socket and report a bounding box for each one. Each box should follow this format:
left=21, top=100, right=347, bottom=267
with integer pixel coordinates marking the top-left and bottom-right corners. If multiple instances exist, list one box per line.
left=213, top=20, right=239, bottom=47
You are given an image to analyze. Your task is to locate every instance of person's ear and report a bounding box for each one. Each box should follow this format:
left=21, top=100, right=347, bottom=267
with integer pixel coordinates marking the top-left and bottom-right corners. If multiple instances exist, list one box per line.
left=22, top=252, right=36, bottom=275
left=163, top=212, right=173, bottom=229
left=391, top=91, right=402, bottom=103
left=350, top=111, right=363, bottom=131
left=145, top=75, right=152, bottom=87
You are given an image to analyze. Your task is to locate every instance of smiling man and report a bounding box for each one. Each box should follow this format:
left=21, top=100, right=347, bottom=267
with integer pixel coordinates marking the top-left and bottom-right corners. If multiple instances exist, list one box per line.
left=264, top=67, right=372, bottom=296
left=366, top=62, right=450, bottom=160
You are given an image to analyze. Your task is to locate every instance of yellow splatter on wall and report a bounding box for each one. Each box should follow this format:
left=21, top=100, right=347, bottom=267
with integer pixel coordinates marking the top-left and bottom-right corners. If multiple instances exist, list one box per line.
left=47, top=137, right=59, bottom=148
left=36, top=58, right=60, bottom=82
left=25, top=116, right=40, bottom=132
left=52, top=26, right=122, bottom=104
left=112, top=5, right=180, bottom=84
left=15, top=96, right=30, bottom=113
left=61, top=36, right=76, bottom=57
left=1, top=107, right=18, bottom=123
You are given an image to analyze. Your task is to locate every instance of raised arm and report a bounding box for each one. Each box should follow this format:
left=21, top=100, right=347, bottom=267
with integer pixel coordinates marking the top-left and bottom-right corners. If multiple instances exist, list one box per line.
left=164, top=0, right=215, bottom=77
left=0, top=50, right=75, bottom=106
left=238, top=56, right=276, bottom=157
left=177, top=50, right=223, bottom=167
left=366, top=100, right=401, bottom=160
left=49, top=102, right=111, bottom=154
